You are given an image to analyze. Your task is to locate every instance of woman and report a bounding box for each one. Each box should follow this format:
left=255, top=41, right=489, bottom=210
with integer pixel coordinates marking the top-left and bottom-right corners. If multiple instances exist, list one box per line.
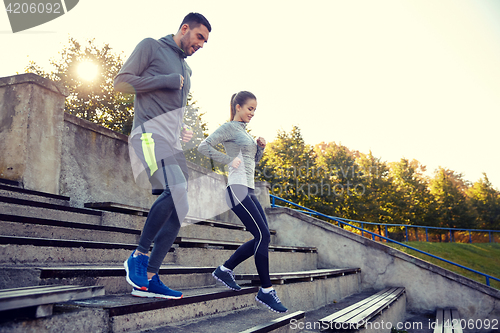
left=197, top=91, right=287, bottom=313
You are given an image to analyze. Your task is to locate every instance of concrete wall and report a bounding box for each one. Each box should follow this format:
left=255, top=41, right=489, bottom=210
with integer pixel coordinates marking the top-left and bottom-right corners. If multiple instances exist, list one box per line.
left=266, top=207, right=500, bottom=323
left=60, top=111, right=269, bottom=222
left=0, top=74, right=67, bottom=194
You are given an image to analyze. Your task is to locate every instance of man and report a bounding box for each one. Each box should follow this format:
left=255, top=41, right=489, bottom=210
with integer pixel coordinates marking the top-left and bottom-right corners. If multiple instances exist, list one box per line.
left=114, top=12, right=211, bottom=299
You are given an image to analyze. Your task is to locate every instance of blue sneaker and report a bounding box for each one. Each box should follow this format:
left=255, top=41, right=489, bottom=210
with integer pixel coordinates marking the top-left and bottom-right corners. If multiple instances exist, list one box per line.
left=132, top=274, right=183, bottom=299
left=256, top=288, right=288, bottom=313
left=212, top=266, right=241, bottom=291
left=124, top=250, right=149, bottom=290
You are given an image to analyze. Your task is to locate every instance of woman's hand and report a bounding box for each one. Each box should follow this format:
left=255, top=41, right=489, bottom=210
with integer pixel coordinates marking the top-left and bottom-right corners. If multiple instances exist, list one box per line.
left=181, top=125, right=193, bottom=142
left=231, top=157, right=242, bottom=168
left=257, top=137, right=266, bottom=148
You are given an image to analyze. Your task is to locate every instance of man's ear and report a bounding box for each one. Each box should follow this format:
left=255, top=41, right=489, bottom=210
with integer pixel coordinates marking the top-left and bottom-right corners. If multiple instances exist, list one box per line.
left=180, top=23, right=190, bottom=35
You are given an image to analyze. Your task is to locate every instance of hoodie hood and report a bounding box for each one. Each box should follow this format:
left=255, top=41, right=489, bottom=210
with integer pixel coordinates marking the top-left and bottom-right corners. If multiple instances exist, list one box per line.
left=159, top=34, right=187, bottom=58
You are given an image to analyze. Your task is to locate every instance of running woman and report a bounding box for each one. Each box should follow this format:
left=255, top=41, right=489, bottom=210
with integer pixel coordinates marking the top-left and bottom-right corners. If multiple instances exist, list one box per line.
left=198, top=91, right=288, bottom=313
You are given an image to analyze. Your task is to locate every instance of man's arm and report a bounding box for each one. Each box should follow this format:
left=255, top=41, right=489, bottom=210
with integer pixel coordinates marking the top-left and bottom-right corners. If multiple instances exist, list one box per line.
left=114, top=38, right=183, bottom=94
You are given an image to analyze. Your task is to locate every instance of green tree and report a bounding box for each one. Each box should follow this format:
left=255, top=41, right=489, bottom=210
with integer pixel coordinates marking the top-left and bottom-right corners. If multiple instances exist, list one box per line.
left=257, top=126, right=319, bottom=210
left=388, top=158, right=436, bottom=226
left=467, top=173, right=500, bottom=229
left=429, top=167, right=476, bottom=235
left=314, top=141, right=360, bottom=220
left=25, top=37, right=134, bottom=134
left=354, top=152, right=393, bottom=236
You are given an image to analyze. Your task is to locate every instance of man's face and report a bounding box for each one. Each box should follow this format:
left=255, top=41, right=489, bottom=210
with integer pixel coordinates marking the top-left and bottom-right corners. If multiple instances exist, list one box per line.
left=180, top=24, right=209, bottom=56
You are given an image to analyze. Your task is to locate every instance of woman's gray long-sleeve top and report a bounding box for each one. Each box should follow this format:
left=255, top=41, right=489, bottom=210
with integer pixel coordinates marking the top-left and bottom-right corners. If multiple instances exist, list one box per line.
left=198, top=121, right=264, bottom=189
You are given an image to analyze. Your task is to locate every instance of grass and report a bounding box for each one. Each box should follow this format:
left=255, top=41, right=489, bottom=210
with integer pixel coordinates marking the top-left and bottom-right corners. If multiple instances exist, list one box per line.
left=384, top=241, right=500, bottom=290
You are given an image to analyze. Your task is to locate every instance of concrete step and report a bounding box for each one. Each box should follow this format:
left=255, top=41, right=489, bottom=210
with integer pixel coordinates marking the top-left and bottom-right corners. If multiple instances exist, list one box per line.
left=0, top=178, right=21, bottom=187
left=170, top=246, right=318, bottom=275
left=0, top=215, right=277, bottom=252
left=0, top=197, right=278, bottom=245
left=0, top=265, right=360, bottom=332
left=0, top=235, right=175, bottom=269
left=0, top=217, right=140, bottom=245
left=0, top=235, right=318, bottom=278
left=141, top=308, right=305, bottom=333
left=236, top=268, right=360, bottom=286
left=1, top=266, right=359, bottom=297
left=65, top=268, right=360, bottom=333
left=0, top=196, right=102, bottom=225
left=3, top=265, right=217, bottom=294
left=85, top=200, right=279, bottom=244
left=0, top=284, right=105, bottom=320
left=0, top=184, right=70, bottom=207
left=179, top=220, right=277, bottom=244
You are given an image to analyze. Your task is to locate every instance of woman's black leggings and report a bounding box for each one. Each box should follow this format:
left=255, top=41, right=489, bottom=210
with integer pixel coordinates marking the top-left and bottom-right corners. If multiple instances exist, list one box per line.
left=223, top=185, right=272, bottom=288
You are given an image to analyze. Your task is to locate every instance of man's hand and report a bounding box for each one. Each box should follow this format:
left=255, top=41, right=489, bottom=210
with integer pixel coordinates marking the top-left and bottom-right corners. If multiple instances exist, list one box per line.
left=180, top=75, right=184, bottom=90
left=181, top=125, right=193, bottom=142
left=257, top=137, right=266, bottom=148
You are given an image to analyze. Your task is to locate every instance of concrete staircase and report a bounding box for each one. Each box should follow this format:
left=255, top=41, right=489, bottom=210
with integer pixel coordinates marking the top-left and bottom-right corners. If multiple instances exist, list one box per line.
left=0, top=181, right=382, bottom=332
left=1, top=73, right=498, bottom=333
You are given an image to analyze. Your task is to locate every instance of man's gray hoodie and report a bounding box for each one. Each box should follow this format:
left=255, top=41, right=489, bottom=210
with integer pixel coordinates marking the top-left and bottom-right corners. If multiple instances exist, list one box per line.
left=114, top=35, right=191, bottom=151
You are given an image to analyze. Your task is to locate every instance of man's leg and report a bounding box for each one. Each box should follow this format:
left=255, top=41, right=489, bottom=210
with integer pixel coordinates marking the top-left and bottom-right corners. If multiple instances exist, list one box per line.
left=125, top=162, right=188, bottom=292
left=145, top=163, right=189, bottom=273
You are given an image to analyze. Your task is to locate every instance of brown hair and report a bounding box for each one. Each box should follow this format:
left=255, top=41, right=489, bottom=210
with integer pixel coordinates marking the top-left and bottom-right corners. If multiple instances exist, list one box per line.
left=229, top=91, right=257, bottom=121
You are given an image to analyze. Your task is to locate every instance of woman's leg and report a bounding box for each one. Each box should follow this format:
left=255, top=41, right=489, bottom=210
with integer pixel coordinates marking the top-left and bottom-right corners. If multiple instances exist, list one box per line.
left=223, top=185, right=272, bottom=288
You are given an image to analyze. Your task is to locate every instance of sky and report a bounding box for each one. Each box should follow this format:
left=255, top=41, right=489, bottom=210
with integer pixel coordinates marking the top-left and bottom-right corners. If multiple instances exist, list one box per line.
left=1, top=0, right=499, bottom=189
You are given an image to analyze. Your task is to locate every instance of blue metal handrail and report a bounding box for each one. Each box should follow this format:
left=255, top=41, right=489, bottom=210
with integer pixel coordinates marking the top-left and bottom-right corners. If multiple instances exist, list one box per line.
left=270, top=194, right=500, bottom=287
left=270, top=196, right=500, bottom=243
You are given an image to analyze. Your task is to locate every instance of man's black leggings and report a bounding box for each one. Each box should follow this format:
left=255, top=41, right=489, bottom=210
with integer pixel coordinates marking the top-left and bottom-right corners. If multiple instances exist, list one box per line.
left=223, top=185, right=272, bottom=288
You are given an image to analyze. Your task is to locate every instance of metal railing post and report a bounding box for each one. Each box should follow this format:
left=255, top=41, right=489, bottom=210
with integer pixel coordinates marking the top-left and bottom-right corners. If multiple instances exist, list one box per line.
left=469, top=231, right=472, bottom=244
left=425, top=228, right=429, bottom=242
left=405, top=226, right=408, bottom=242
left=385, top=225, right=388, bottom=242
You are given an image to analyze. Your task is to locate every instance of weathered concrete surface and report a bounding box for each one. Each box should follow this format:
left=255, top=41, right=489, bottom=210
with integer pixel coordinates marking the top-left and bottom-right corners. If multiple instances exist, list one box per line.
left=0, top=244, right=175, bottom=266
left=109, top=274, right=358, bottom=333
left=142, top=307, right=299, bottom=333
left=266, top=207, right=500, bottom=323
left=174, top=247, right=317, bottom=275
left=60, top=111, right=262, bottom=224
left=0, top=201, right=102, bottom=225
left=110, top=289, right=258, bottom=332
left=41, top=272, right=215, bottom=295
left=0, top=307, right=109, bottom=333
left=0, top=74, right=67, bottom=195
left=0, top=220, right=140, bottom=244
left=0, top=187, right=69, bottom=206
left=273, top=273, right=360, bottom=312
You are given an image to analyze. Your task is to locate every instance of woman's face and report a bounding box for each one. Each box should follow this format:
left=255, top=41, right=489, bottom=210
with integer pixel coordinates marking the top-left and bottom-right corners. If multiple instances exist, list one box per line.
left=234, top=99, right=257, bottom=123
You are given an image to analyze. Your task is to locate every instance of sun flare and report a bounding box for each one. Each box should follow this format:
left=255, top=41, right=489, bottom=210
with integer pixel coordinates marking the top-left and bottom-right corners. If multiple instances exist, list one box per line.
left=77, top=61, right=98, bottom=81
